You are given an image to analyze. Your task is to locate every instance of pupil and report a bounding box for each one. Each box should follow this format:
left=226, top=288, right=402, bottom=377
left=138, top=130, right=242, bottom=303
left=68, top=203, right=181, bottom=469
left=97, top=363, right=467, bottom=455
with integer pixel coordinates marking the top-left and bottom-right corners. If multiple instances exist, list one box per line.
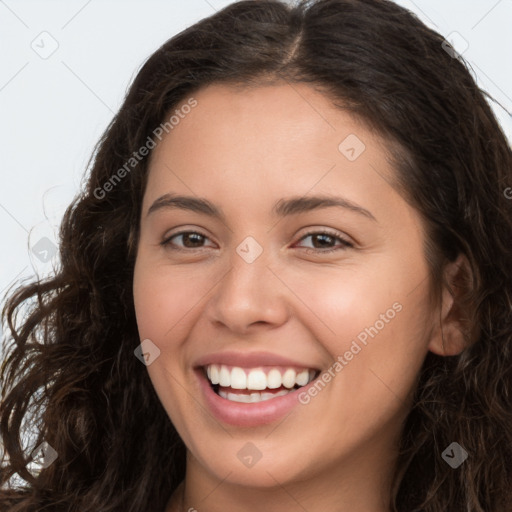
left=314, top=234, right=332, bottom=248
left=184, top=233, right=203, bottom=247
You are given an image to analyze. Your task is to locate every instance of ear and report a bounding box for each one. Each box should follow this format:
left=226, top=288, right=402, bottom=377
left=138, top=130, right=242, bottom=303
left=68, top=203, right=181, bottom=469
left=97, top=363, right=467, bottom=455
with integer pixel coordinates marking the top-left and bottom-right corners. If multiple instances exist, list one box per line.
left=427, top=253, right=474, bottom=357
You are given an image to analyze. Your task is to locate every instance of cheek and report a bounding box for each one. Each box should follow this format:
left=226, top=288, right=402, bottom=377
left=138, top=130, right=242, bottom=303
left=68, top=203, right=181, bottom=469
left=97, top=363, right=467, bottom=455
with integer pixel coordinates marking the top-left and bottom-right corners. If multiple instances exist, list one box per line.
left=296, top=258, right=431, bottom=402
left=132, top=258, right=202, bottom=342
left=132, top=259, right=203, bottom=433
left=289, top=260, right=401, bottom=348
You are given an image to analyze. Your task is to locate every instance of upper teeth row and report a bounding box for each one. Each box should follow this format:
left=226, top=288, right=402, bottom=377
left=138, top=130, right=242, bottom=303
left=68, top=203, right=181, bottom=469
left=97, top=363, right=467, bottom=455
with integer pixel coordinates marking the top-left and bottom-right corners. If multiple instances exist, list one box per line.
left=205, top=364, right=315, bottom=390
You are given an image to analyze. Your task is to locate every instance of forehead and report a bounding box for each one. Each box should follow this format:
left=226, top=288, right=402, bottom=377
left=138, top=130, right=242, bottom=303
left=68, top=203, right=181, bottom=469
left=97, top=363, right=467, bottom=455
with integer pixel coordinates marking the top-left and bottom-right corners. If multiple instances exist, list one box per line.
left=143, top=81, right=411, bottom=229
left=148, top=82, right=390, bottom=179
left=168, top=81, right=363, bottom=147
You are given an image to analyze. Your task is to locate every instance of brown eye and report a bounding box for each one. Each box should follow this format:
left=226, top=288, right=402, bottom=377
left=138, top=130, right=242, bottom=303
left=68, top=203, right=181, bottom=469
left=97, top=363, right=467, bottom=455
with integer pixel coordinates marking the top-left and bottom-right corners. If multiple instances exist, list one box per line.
left=160, top=231, right=214, bottom=251
left=295, top=230, right=353, bottom=254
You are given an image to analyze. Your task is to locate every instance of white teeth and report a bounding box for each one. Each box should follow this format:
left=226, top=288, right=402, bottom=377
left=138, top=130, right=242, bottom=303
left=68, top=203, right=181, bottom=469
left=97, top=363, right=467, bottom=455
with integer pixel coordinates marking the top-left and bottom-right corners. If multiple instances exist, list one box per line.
left=209, top=365, right=220, bottom=385
left=282, top=369, right=296, bottom=389
left=296, top=369, right=309, bottom=386
left=227, top=392, right=251, bottom=403
left=247, top=370, right=267, bottom=390
left=219, top=366, right=230, bottom=387
left=266, top=369, right=282, bottom=389
left=218, top=389, right=291, bottom=402
left=230, top=367, right=247, bottom=389
left=205, top=364, right=317, bottom=391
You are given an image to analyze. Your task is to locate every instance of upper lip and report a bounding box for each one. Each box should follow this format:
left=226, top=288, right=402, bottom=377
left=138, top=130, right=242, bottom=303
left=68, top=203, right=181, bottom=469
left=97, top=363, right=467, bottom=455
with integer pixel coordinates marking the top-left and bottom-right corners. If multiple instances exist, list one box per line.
left=194, top=351, right=320, bottom=370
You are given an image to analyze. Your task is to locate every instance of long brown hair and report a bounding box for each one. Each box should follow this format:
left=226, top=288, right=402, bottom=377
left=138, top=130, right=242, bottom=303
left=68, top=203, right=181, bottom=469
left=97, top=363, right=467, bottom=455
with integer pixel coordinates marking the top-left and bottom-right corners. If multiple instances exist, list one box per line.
left=2, top=1, right=512, bottom=510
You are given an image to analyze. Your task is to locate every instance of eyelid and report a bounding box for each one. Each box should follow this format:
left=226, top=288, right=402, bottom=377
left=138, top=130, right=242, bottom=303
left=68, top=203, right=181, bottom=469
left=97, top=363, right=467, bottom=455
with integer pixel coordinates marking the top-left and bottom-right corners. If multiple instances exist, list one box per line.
left=161, top=227, right=354, bottom=253
left=294, top=228, right=354, bottom=252
left=297, top=227, right=353, bottom=243
left=160, top=229, right=215, bottom=249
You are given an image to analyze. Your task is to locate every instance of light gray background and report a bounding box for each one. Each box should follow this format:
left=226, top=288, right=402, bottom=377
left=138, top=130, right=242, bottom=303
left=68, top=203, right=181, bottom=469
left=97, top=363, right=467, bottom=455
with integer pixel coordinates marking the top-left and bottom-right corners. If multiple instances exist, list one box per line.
left=1, top=0, right=511, bottom=333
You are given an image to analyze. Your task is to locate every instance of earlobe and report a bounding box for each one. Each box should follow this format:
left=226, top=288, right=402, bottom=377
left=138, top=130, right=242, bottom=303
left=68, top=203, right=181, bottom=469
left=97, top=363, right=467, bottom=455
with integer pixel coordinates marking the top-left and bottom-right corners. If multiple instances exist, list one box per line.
left=427, top=253, right=474, bottom=357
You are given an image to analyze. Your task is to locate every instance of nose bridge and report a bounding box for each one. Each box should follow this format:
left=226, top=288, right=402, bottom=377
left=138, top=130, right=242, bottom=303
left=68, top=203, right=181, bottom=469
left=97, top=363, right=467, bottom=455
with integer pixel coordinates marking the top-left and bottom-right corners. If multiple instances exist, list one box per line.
left=223, top=234, right=272, bottom=300
left=235, top=235, right=266, bottom=266
left=207, top=233, right=288, bottom=330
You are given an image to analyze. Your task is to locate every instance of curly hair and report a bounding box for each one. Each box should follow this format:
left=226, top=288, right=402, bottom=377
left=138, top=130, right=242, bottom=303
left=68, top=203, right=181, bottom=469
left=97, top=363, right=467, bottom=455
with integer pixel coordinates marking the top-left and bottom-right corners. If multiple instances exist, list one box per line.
left=1, top=0, right=512, bottom=510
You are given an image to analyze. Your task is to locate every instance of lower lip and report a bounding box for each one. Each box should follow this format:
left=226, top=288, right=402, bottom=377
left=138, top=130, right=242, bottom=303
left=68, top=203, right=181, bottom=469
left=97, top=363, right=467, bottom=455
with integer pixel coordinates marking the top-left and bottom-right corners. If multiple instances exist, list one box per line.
left=195, top=368, right=314, bottom=427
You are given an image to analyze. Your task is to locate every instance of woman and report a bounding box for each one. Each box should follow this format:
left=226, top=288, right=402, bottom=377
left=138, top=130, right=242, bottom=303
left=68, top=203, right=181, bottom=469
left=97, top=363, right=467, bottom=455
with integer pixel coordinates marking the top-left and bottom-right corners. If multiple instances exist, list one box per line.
left=1, top=0, right=511, bottom=510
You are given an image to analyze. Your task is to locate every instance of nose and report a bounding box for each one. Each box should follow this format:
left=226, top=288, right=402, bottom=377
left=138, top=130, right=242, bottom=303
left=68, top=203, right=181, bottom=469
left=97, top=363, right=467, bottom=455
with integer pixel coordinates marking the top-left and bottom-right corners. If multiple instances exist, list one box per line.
left=205, top=241, right=290, bottom=334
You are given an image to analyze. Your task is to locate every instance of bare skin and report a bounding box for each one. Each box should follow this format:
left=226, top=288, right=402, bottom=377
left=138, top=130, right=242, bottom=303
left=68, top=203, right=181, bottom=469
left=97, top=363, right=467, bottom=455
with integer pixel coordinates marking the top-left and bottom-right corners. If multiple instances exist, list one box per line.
left=132, top=81, right=467, bottom=512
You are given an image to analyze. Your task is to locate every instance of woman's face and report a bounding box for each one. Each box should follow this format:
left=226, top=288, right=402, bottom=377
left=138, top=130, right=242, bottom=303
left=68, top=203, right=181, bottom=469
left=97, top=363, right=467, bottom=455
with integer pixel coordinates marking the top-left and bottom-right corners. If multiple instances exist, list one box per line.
left=133, top=82, right=445, bottom=496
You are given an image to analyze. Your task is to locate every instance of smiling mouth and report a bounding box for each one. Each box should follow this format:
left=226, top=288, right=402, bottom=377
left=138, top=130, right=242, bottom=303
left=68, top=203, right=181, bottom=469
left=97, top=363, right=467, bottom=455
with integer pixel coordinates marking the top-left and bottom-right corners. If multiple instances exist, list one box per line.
left=203, top=364, right=321, bottom=403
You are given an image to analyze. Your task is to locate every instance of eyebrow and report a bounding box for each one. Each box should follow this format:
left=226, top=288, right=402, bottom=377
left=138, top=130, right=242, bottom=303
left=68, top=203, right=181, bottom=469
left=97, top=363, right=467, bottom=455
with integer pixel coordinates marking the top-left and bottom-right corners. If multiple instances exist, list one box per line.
left=146, top=193, right=377, bottom=222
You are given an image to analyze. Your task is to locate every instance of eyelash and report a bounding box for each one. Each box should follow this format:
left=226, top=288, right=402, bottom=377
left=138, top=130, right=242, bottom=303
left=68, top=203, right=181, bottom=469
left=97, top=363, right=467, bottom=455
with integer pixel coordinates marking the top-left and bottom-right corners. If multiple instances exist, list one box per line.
left=160, top=229, right=354, bottom=254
